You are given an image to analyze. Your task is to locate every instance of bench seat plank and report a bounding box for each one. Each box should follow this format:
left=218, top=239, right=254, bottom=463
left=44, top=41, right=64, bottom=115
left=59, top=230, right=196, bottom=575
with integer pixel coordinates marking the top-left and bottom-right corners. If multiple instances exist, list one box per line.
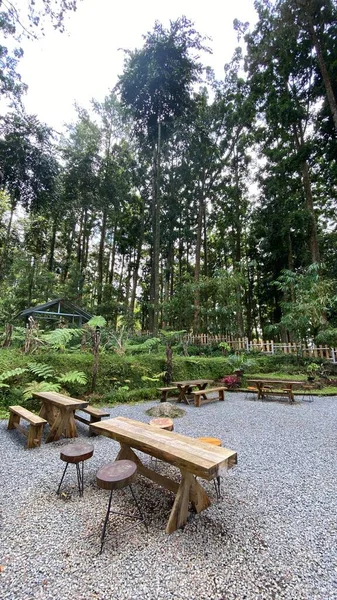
left=192, top=387, right=225, bottom=407
left=74, top=404, right=110, bottom=436
left=8, top=405, right=47, bottom=449
left=157, top=386, right=178, bottom=402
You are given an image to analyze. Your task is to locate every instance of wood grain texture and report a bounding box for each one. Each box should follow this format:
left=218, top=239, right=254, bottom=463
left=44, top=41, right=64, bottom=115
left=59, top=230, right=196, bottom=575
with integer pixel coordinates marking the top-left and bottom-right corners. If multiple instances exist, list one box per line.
left=33, top=392, right=88, bottom=443
left=91, top=416, right=237, bottom=480
left=8, top=406, right=47, bottom=449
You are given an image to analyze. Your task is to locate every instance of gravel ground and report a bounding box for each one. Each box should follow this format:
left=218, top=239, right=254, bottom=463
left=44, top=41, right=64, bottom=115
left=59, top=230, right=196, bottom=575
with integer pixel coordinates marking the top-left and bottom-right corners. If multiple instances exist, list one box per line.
left=1, top=393, right=336, bottom=600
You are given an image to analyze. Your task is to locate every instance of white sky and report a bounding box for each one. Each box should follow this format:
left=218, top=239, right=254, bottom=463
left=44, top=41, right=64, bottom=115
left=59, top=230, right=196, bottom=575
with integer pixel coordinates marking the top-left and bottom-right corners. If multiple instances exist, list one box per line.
left=16, top=0, right=257, bottom=131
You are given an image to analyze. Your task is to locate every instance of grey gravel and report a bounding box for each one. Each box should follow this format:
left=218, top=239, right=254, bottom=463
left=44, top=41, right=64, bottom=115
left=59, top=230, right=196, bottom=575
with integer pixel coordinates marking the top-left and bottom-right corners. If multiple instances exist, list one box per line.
left=1, top=393, right=336, bottom=600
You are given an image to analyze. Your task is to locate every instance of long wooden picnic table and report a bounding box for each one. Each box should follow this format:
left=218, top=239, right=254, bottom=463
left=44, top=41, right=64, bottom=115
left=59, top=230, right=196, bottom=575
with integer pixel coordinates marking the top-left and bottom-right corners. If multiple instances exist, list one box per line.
left=33, top=391, right=88, bottom=443
left=246, top=379, right=302, bottom=402
left=90, top=416, right=237, bottom=534
left=172, top=379, right=213, bottom=404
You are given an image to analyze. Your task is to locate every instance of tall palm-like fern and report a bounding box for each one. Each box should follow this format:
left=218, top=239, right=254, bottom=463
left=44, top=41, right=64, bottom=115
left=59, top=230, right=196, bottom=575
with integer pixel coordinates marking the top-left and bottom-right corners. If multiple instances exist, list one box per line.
left=41, top=328, right=82, bottom=351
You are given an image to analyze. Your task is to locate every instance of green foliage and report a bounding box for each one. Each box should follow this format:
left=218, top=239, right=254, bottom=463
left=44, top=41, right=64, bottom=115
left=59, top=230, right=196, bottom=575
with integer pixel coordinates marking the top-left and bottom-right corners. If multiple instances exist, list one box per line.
left=41, top=328, right=82, bottom=351
left=117, top=17, right=209, bottom=142
left=22, top=380, right=61, bottom=401
left=306, top=362, right=320, bottom=376
left=275, top=264, right=336, bottom=341
left=315, top=328, right=337, bottom=347
left=226, top=354, right=257, bottom=373
left=27, top=362, right=55, bottom=379
left=56, top=371, right=87, bottom=385
left=0, top=367, right=28, bottom=382
left=87, top=316, right=107, bottom=328
left=125, top=337, right=161, bottom=354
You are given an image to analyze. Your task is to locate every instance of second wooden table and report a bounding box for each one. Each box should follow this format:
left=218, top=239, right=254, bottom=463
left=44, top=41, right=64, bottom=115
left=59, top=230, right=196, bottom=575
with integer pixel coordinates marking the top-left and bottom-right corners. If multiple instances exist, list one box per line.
left=33, top=391, right=88, bottom=443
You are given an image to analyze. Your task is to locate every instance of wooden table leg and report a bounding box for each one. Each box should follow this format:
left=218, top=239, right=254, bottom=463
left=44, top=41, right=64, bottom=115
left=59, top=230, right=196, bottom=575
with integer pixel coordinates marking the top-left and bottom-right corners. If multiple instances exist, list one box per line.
left=198, top=384, right=208, bottom=401
left=39, top=401, right=55, bottom=424
left=166, top=469, right=194, bottom=533
left=189, top=476, right=211, bottom=513
left=45, top=408, right=78, bottom=443
left=116, top=444, right=212, bottom=534
left=177, top=386, right=189, bottom=404
left=64, top=409, right=78, bottom=438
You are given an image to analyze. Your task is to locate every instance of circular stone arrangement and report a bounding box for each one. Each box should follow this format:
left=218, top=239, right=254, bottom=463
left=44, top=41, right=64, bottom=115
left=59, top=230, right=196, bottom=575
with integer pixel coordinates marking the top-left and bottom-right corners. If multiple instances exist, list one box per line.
left=146, top=401, right=186, bottom=419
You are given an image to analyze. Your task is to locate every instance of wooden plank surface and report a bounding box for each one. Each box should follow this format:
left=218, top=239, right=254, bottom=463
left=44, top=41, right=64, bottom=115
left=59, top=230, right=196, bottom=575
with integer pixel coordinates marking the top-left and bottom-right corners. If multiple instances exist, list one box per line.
left=246, top=379, right=301, bottom=386
left=91, top=416, right=237, bottom=479
left=173, top=379, right=212, bottom=386
left=9, top=405, right=47, bottom=425
left=33, top=391, right=88, bottom=409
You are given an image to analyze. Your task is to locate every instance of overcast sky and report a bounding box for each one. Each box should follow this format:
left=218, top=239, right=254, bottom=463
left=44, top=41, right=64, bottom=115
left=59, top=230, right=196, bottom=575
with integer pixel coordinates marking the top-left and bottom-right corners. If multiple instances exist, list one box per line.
left=17, top=0, right=257, bottom=131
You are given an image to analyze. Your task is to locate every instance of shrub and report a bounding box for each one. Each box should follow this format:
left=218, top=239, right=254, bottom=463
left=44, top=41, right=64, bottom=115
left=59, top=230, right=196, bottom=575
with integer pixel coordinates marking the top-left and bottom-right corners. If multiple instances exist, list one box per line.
left=222, top=375, right=240, bottom=389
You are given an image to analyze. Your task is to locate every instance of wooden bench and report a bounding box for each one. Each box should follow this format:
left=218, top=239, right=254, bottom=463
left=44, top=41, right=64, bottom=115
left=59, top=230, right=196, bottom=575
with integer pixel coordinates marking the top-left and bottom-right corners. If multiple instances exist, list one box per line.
left=157, top=386, right=178, bottom=402
left=262, top=389, right=294, bottom=402
left=74, top=405, right=110, bottom=436
left=8, top=405, right=47, bottom=449
left=192, top=387, right=225, bottom=407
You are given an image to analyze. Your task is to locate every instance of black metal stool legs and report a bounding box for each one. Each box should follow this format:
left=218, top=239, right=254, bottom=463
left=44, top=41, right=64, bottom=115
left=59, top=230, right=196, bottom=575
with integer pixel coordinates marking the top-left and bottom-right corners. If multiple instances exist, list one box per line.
left=100, top=484, right=148, bottom=554
left=57, top=462, right=69, bottom=495
left=57, top=461, right=84, bottom=496
left=100, top=488, right=114, bottom=554
left=213, top=476, right=222, bottom=500
left=75, top=462, right=84, bottom=497
left=129, top=484, right=148, bottom=531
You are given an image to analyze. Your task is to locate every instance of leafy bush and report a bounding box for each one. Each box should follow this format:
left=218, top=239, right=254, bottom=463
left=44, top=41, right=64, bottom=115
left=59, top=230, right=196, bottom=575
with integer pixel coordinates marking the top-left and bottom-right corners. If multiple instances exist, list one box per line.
left=222, top=375, right=240, bottom=389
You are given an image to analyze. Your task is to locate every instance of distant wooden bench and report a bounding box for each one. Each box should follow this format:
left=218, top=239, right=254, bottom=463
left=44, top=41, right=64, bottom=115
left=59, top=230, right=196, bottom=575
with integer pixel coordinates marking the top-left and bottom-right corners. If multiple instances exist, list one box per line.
left=263, top=389, right=294, bottom=402
left=75, top=405, right=110, bottom=435
left=157, top=386, right=178, bottom=402
left=192, top=387, right=225, bottom=407
left=8, top=405, right=47, bottom=449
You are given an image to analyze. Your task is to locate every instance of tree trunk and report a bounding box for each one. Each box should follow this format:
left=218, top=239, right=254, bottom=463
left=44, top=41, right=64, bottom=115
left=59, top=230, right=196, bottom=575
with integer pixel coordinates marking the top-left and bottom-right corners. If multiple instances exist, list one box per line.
left=0, top=198, right=15, bottom=279
left=153, top=120, right=162, bottom=334
left=48, top=216, right=58, bottom=272
left=97, top=208, right=108, bottom=306
left=291, top=123, right=320, bottom=263
left=308, top=19, right=337, bottom=134
left=194, top=182, right=205, bottom=333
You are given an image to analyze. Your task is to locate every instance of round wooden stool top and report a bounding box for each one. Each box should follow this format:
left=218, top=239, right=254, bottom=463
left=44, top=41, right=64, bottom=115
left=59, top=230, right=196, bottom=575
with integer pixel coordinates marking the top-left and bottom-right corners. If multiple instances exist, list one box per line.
left=197, top=437, right=222, bottom=446
left=149, top=417, right=174, bottom=431
left=96, top=460, right=137, bottom=491
left=60, top=442, right=94, bottom=464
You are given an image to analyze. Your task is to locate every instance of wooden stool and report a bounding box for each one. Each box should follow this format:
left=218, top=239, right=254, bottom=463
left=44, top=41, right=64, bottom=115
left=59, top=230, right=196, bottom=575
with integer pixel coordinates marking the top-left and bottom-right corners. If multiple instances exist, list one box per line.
left=149, top=417, right=174, bottom=431
left=198, top=436, right=221, bottom=446
left=96, top=460, right=147, bottom=553
left=57, top=442, right=94, bottom=497
left=197, top=437, right=222, bottom=499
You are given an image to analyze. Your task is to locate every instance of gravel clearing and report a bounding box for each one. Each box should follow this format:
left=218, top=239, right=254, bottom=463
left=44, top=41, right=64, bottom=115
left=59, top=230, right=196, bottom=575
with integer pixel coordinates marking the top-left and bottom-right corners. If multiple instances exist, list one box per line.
left=1, top=393, right=337, bottom=600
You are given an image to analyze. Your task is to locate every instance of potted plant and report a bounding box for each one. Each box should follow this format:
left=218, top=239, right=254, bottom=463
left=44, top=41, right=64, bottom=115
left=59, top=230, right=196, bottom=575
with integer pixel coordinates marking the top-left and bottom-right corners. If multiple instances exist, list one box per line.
left=306, top=362, right=320, bottom=382
left=226, top=354, right=256, bottom=379
left=219, top=341, right=231, bottom=356
left=222, top=375, right=240, bottom=389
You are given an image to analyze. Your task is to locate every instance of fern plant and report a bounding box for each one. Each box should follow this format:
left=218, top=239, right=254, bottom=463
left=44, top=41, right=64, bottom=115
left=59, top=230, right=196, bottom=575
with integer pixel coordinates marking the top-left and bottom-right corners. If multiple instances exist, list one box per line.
left=22, top=381, right=61, bottom=401
left=41, top=328, right=82, bottom=351
left=27, top=362, right=55, bottom=379
left=0, top=367, right=28, bottom=389
left=56, top=371, right=87, bottom=385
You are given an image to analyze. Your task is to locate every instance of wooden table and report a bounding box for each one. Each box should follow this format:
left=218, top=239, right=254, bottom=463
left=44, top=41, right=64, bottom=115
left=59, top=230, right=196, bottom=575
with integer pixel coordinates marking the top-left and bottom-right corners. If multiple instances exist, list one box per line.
left=246, top=379, right=301, bottom=402
left=172, top=379, right=213, bottom=404
left=33, top=391, right=88, bottom=443
left=90, top=416, right=237, bottom=534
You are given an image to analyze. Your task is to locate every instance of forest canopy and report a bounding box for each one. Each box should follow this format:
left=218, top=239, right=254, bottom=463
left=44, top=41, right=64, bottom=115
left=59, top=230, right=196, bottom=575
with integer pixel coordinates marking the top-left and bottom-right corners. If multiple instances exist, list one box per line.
left=0, top=0, right=337, bottom=345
